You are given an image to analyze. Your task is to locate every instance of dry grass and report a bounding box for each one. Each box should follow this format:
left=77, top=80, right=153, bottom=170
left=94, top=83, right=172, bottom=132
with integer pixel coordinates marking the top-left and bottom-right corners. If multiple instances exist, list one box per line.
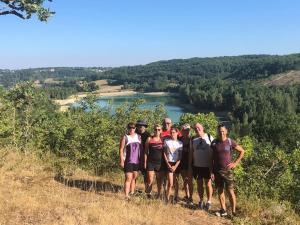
left=263, top=70, right=300, bottom=86
left=0, top=149, right=229, bottom=225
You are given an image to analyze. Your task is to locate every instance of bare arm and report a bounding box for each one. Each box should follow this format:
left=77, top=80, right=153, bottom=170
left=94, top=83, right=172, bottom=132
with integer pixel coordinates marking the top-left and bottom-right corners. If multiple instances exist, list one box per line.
left=174, top=146, right=182, bottom=170
left=119, top=136, right=126, bottom=168
left=188, top=139, right=193, bottom=169
left=227, top=144, right=245, bottom=169
left=144, top=137, right=151, bottom=169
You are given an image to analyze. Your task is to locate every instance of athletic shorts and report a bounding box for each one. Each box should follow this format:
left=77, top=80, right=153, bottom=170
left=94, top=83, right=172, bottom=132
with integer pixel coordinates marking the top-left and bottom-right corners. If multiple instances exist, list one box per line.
left=193, top=166, right=211, bottom=179
left=124, top=163, right=139, bottom=173
left=147, top=161, right=161, bottom=172
left=165, top=162, right=180, bottom=174
left=214, top=169, right=234, bottom=190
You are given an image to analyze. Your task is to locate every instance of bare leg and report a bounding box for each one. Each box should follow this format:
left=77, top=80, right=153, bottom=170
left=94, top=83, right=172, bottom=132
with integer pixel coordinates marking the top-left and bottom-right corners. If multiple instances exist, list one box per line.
left=157, top=171, right=165, bottom=197
left=197, top=179, right=204, bottom=202
left=218, top=187, right=226, bottom=210
left=188, top=175, right=193, bottom=201
left=124, top=172, right=133, bottom=197
left=227, top=188, right=236, bottom=213
left=181, top=170, right=190, bottom=198
left=174, top=173, right=179, bottom=200
left=146, top=171, right=155, bottom=194
left=130, top=171, right=138, bottom=194
left=166, top=172, right=174, bottom=201
left=204, top=178, right=213, bottom=202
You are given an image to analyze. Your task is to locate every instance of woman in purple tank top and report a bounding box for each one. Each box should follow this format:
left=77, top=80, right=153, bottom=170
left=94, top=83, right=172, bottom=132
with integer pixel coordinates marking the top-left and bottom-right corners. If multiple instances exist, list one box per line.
left=119, top=122, right=142, bottom=199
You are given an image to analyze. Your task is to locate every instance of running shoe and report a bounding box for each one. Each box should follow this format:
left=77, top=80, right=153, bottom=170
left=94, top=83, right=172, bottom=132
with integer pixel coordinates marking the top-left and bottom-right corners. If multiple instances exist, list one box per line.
left=205, top=202, right=212, bottom=211
left=215, top=209, right=228, bottom=217
left=199, top=201, right=205, bottom=209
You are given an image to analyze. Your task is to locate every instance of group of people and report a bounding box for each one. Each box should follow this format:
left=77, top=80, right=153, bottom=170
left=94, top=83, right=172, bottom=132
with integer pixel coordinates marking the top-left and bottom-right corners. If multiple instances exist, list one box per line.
left=119, top=118, right=245, bottom=217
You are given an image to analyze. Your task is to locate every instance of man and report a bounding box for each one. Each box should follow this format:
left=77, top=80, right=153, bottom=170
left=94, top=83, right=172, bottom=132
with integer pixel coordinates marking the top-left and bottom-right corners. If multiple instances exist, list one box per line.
left=189, top=123, right=214, bottom=210
left=211, top=123, right=245, bottom=217
left=161, top=117, right=172, bottom=140
left=136, top=120, right=151, bottom=191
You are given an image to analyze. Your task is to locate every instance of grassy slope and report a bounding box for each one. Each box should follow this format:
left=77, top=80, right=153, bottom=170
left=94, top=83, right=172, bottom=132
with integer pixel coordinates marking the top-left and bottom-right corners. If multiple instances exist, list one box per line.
left=0, top=150, right=229, bottom=225
left=263, top=70, right=300, bottom=86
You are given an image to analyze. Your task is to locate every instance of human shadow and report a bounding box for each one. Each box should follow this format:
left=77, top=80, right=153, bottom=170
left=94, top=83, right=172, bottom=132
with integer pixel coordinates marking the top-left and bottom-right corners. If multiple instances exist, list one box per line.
left=54, top=174, right=123, bottom=193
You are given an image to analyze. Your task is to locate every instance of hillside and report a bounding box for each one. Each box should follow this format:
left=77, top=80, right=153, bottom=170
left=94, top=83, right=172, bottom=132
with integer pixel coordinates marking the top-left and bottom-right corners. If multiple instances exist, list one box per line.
left=263, top=70, right=300, bottom=86
left=0, top=149, right=229, bottom=225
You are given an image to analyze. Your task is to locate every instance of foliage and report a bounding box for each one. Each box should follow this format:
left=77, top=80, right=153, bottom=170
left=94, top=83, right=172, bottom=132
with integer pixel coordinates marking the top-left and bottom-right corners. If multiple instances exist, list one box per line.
left=0, top=0, right=54, bottom=21
left=179, top=112, right=218, bottom=136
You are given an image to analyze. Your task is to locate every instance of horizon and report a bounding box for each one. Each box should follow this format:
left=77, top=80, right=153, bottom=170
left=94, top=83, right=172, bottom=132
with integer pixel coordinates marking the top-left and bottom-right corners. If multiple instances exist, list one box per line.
left=1, top=0, right=300, bottom=69
left=1, top=52, right=300, bottom=70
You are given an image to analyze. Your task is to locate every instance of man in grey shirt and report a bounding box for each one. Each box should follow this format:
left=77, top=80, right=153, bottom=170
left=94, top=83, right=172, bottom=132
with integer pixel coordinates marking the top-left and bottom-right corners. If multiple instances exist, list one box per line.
left=189, top=123, right=214, bottom=210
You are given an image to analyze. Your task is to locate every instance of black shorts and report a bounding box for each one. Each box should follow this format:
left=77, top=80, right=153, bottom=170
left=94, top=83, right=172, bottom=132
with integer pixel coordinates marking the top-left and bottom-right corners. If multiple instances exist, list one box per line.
left=165, top=162, right=180, bottom=174
left=193, top=166, right=211, bottom=180
left=214, top=169, right=234, bottom=190
left=147, top=161, right=162, bottom=172
left=124, top=163, right=139, bottom=173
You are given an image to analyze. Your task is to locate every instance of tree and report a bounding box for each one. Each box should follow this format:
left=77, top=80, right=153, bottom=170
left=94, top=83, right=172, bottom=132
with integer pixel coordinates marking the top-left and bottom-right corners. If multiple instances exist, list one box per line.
left=0, top=0, right=54, bottom=21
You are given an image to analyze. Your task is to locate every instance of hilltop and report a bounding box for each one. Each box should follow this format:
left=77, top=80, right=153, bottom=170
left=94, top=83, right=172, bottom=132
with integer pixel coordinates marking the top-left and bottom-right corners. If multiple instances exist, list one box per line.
left=0, top=149, right=229, bottom=225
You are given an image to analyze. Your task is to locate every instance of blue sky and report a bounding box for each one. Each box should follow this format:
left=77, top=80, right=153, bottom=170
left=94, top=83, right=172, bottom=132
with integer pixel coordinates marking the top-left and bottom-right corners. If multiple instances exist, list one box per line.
left=1, top=0, right=300, bottom=69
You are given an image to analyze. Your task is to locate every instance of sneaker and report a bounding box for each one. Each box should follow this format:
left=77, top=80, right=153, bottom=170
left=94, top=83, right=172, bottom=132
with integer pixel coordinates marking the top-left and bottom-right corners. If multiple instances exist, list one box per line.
left=199, top=201, right=205, bottom=209
left=182, top=196, right=189, bottom=202
left=172, top=196, right=179, bottom=204
left=147, top=193, right=152, bottom=199
left=187, top=197, right=193, bottom=206
left=215, top=209, right=228, bottom=217
left=205, top=202, right=212, bottom=211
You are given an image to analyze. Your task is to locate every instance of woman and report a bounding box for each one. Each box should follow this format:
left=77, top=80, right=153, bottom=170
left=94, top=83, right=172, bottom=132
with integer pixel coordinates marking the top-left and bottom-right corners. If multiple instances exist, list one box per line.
left=144, top=124, right=164, bottom=198
left=119, top=122, right=142, bottom=199
left=163, top=126, right=183, bottom=203
left=179, top=123, right=193, bottom=204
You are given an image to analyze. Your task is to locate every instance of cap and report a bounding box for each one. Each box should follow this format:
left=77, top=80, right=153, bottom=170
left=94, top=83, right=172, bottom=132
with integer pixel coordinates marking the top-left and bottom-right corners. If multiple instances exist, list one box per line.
left=136, top=120, right=148, bottom=127
left=182, top=123, right=191, bottom=130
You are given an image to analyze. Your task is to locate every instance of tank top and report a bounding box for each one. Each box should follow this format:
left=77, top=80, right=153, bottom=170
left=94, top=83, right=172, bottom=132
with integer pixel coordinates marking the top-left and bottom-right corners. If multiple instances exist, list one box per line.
left=148, top=137, right=164, bottom=164
left=124, top=134, right=141, bottom=164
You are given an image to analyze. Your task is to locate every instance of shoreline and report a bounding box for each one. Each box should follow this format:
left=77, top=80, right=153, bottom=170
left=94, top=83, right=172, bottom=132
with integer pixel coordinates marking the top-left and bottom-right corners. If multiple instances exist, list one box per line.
left=54, top=90, right=174, bottom=107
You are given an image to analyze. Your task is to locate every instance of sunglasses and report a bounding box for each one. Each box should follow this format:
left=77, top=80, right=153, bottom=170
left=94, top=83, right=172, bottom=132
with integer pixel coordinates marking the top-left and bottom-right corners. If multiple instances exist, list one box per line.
left=154, top=128, right=161, bottom=131
left=128, top=127, right=136, bottom=129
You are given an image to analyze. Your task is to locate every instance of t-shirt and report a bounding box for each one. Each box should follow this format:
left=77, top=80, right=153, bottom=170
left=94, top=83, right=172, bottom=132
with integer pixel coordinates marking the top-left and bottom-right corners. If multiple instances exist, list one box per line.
left=148, top=137, right=164, bottom=164
left=124, top=134, right=141, bottom=164
left=137, top=131, right=151, bottom=166
left=192, top=133, right=214, bottom=167
left=161, top=129, right=171, bottom=141
left=164, top=139, right=183, bottom=162
left=211, top=138, right=237, bottom=170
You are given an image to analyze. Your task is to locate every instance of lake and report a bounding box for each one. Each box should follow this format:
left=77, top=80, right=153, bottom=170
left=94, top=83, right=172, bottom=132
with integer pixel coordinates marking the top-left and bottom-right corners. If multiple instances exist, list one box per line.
left=93, top=93, right=228, bottom=123
left=95, top=94, right=186, bottom=123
